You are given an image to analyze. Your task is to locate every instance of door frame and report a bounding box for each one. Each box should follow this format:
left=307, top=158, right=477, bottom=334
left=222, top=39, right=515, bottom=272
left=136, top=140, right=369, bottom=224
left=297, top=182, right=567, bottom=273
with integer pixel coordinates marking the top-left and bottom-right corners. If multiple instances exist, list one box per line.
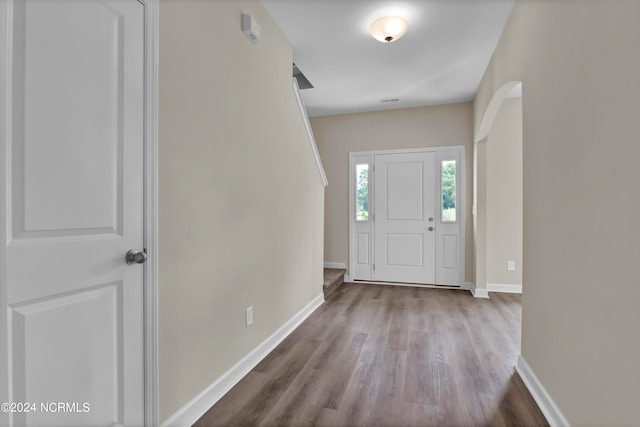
left=0, top=0, right=159, bottom=425
left=348, top=146, right=466, bottom=287
left=141, top=1, right=159, bottom=426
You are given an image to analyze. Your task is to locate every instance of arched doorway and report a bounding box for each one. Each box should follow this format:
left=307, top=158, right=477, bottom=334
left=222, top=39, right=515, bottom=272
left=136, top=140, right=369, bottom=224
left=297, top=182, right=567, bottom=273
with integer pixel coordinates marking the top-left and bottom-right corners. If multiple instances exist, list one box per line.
left=473, top=81, right=523, bottom=297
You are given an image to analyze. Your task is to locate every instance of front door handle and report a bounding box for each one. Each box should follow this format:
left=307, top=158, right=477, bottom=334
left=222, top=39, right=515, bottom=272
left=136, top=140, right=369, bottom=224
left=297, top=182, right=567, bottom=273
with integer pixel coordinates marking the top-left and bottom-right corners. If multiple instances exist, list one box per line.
left=125, top=249, right=147, bottom=265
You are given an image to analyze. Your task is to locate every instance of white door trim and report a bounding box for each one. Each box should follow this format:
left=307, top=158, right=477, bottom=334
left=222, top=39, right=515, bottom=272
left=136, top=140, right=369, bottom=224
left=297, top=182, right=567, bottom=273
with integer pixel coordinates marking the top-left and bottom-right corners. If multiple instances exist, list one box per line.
left=0, top=0, right=11, bottom=417
left=349, top=146, right=466, bottom=287
left=141, top=0, right=159, bottom=426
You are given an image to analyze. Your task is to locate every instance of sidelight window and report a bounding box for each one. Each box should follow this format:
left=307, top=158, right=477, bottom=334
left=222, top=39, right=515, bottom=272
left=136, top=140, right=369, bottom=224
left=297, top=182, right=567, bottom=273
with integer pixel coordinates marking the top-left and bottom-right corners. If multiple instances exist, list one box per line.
left=356, top=164, right=369, bottom=221
left=441, top=160, right=456, bottom=222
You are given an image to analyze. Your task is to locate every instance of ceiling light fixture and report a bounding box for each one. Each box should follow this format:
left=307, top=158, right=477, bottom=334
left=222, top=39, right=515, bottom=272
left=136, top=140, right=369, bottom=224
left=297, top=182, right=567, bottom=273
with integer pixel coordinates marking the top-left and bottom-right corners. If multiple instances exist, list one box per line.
left=369, top=16, right=409, bottom=43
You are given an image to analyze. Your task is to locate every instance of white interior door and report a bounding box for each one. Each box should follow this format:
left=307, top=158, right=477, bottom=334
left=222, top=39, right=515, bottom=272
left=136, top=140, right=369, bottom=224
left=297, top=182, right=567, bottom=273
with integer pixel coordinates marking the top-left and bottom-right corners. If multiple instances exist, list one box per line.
left=1, top=1, right=146, bottom=426
left=374, top=152, right=436, bottom=284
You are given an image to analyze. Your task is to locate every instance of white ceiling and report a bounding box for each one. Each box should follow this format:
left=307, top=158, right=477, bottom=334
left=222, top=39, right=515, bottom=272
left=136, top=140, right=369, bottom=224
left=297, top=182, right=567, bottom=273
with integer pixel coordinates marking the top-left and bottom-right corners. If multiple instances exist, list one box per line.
left=259, top=0, right=515, bottom=117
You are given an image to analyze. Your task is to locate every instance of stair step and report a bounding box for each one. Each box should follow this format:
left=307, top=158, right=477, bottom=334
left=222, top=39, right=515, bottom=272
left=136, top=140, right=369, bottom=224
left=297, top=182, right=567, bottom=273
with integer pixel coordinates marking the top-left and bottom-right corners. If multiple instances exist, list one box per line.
left=323, top=268, right=346, bottom=300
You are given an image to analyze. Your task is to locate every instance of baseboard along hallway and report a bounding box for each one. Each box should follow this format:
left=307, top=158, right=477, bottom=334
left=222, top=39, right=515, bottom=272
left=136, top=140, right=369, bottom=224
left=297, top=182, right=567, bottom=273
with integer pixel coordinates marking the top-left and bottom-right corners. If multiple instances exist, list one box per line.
left=193, top=283, right=547, bottom=426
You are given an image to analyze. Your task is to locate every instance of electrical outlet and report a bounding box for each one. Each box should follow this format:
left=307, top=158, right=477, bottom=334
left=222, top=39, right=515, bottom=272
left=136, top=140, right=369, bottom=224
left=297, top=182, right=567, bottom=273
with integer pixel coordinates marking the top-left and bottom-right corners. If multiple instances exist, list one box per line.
left=507, top=261, right=516, bottom=271
left=246, top=306, right=253, bottom=327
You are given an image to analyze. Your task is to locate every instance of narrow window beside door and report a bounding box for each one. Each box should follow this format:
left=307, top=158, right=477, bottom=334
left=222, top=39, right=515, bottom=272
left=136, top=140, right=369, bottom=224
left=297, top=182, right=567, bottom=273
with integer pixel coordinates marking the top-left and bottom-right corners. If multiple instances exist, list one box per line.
left=356, top=164, right=369, bottom=221
left=442, top=160, right=457, bottom=222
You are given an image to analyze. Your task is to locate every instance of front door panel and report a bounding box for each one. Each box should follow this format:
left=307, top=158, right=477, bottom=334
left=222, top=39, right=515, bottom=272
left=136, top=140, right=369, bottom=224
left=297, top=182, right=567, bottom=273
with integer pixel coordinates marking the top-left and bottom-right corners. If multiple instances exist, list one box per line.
left=374, top=152, right=436, bottom=284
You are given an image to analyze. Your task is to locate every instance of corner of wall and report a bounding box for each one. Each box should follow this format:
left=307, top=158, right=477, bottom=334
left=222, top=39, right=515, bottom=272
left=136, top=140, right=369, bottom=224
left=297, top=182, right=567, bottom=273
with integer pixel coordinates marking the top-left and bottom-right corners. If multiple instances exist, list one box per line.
left=516, top=356, right=570, bottom=427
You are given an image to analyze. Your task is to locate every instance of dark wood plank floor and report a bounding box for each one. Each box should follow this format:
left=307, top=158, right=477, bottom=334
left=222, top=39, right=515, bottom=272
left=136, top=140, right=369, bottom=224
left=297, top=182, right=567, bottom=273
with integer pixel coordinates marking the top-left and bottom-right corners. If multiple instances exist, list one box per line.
left=194, top=283, right=548, bottom=427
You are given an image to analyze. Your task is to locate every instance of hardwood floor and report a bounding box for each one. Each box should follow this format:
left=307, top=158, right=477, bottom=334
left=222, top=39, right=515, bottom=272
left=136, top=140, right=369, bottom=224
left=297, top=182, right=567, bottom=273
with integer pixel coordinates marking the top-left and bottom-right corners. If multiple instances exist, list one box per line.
left=194, top=283, right=548, bottom=427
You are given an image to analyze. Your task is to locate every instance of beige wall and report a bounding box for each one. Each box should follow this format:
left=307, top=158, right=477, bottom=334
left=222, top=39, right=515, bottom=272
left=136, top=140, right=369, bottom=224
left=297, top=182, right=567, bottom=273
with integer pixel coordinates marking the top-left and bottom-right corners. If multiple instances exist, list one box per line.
left=486, top=98, right=522, bottom=286
left=158, top=0, right=324, bottom=422
left=311, top=103, right=474, bottom=283
left=475, top=1, right=640, bottom=425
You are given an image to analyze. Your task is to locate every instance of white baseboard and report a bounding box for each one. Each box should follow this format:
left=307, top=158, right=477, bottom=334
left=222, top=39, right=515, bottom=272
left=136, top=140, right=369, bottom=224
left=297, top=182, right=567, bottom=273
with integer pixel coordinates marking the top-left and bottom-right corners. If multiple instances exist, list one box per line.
left=344, top=274, right=352, bottom=282
left=468, top=282, right=489, bottom=298
left=160, top=293, right=325, bottom=427
left=516, top=355, right=570, bottom=427
left=324, top=262, right=346, bottom=269
left=487, top=283, right=522, bottom=294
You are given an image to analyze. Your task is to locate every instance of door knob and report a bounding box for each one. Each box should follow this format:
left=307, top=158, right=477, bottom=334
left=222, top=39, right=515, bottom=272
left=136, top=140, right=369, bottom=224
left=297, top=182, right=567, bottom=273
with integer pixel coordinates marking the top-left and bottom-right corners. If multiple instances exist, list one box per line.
left=428, top=226, right=434, bottom=231
left=126, top=249, right=147, bottom=265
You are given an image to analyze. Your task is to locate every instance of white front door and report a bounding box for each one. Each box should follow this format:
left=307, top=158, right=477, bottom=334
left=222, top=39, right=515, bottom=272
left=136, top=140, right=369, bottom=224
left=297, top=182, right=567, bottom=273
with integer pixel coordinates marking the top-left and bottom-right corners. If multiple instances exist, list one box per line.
left=350, top=148, right=465, bottom=286
left=1, top=1, right=146, bottom=426
left=374, top=152, right=437, bottom=284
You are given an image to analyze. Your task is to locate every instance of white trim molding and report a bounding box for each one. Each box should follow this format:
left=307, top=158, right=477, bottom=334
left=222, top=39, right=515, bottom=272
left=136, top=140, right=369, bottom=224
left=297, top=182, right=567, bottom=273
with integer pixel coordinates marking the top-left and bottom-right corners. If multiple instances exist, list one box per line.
left=324, top=262, right=346, bottom=270
left=516, top=355, right=571, bottom=427
left=292, top=78, right=328, bottom=187
left=142, top=0, right=159, bottom=426
left=468, top=282, right=489, bottom=298
left=160, top=293, right=325, bottom=427
left=0, top=1, right=11, bottom=423
left=487, top=283, right=522, bottom=294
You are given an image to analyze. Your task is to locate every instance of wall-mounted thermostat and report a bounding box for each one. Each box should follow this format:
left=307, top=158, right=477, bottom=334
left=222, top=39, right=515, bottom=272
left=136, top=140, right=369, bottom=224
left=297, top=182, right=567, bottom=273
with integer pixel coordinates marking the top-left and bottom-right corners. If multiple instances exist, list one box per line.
left=242, top=13, right=261, bottom=44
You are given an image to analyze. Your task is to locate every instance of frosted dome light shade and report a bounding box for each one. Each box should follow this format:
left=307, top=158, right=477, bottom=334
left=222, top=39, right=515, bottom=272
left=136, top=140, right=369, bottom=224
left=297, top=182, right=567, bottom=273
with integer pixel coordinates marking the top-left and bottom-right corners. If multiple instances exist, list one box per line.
left=369, top=16, right=409, bottom=43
